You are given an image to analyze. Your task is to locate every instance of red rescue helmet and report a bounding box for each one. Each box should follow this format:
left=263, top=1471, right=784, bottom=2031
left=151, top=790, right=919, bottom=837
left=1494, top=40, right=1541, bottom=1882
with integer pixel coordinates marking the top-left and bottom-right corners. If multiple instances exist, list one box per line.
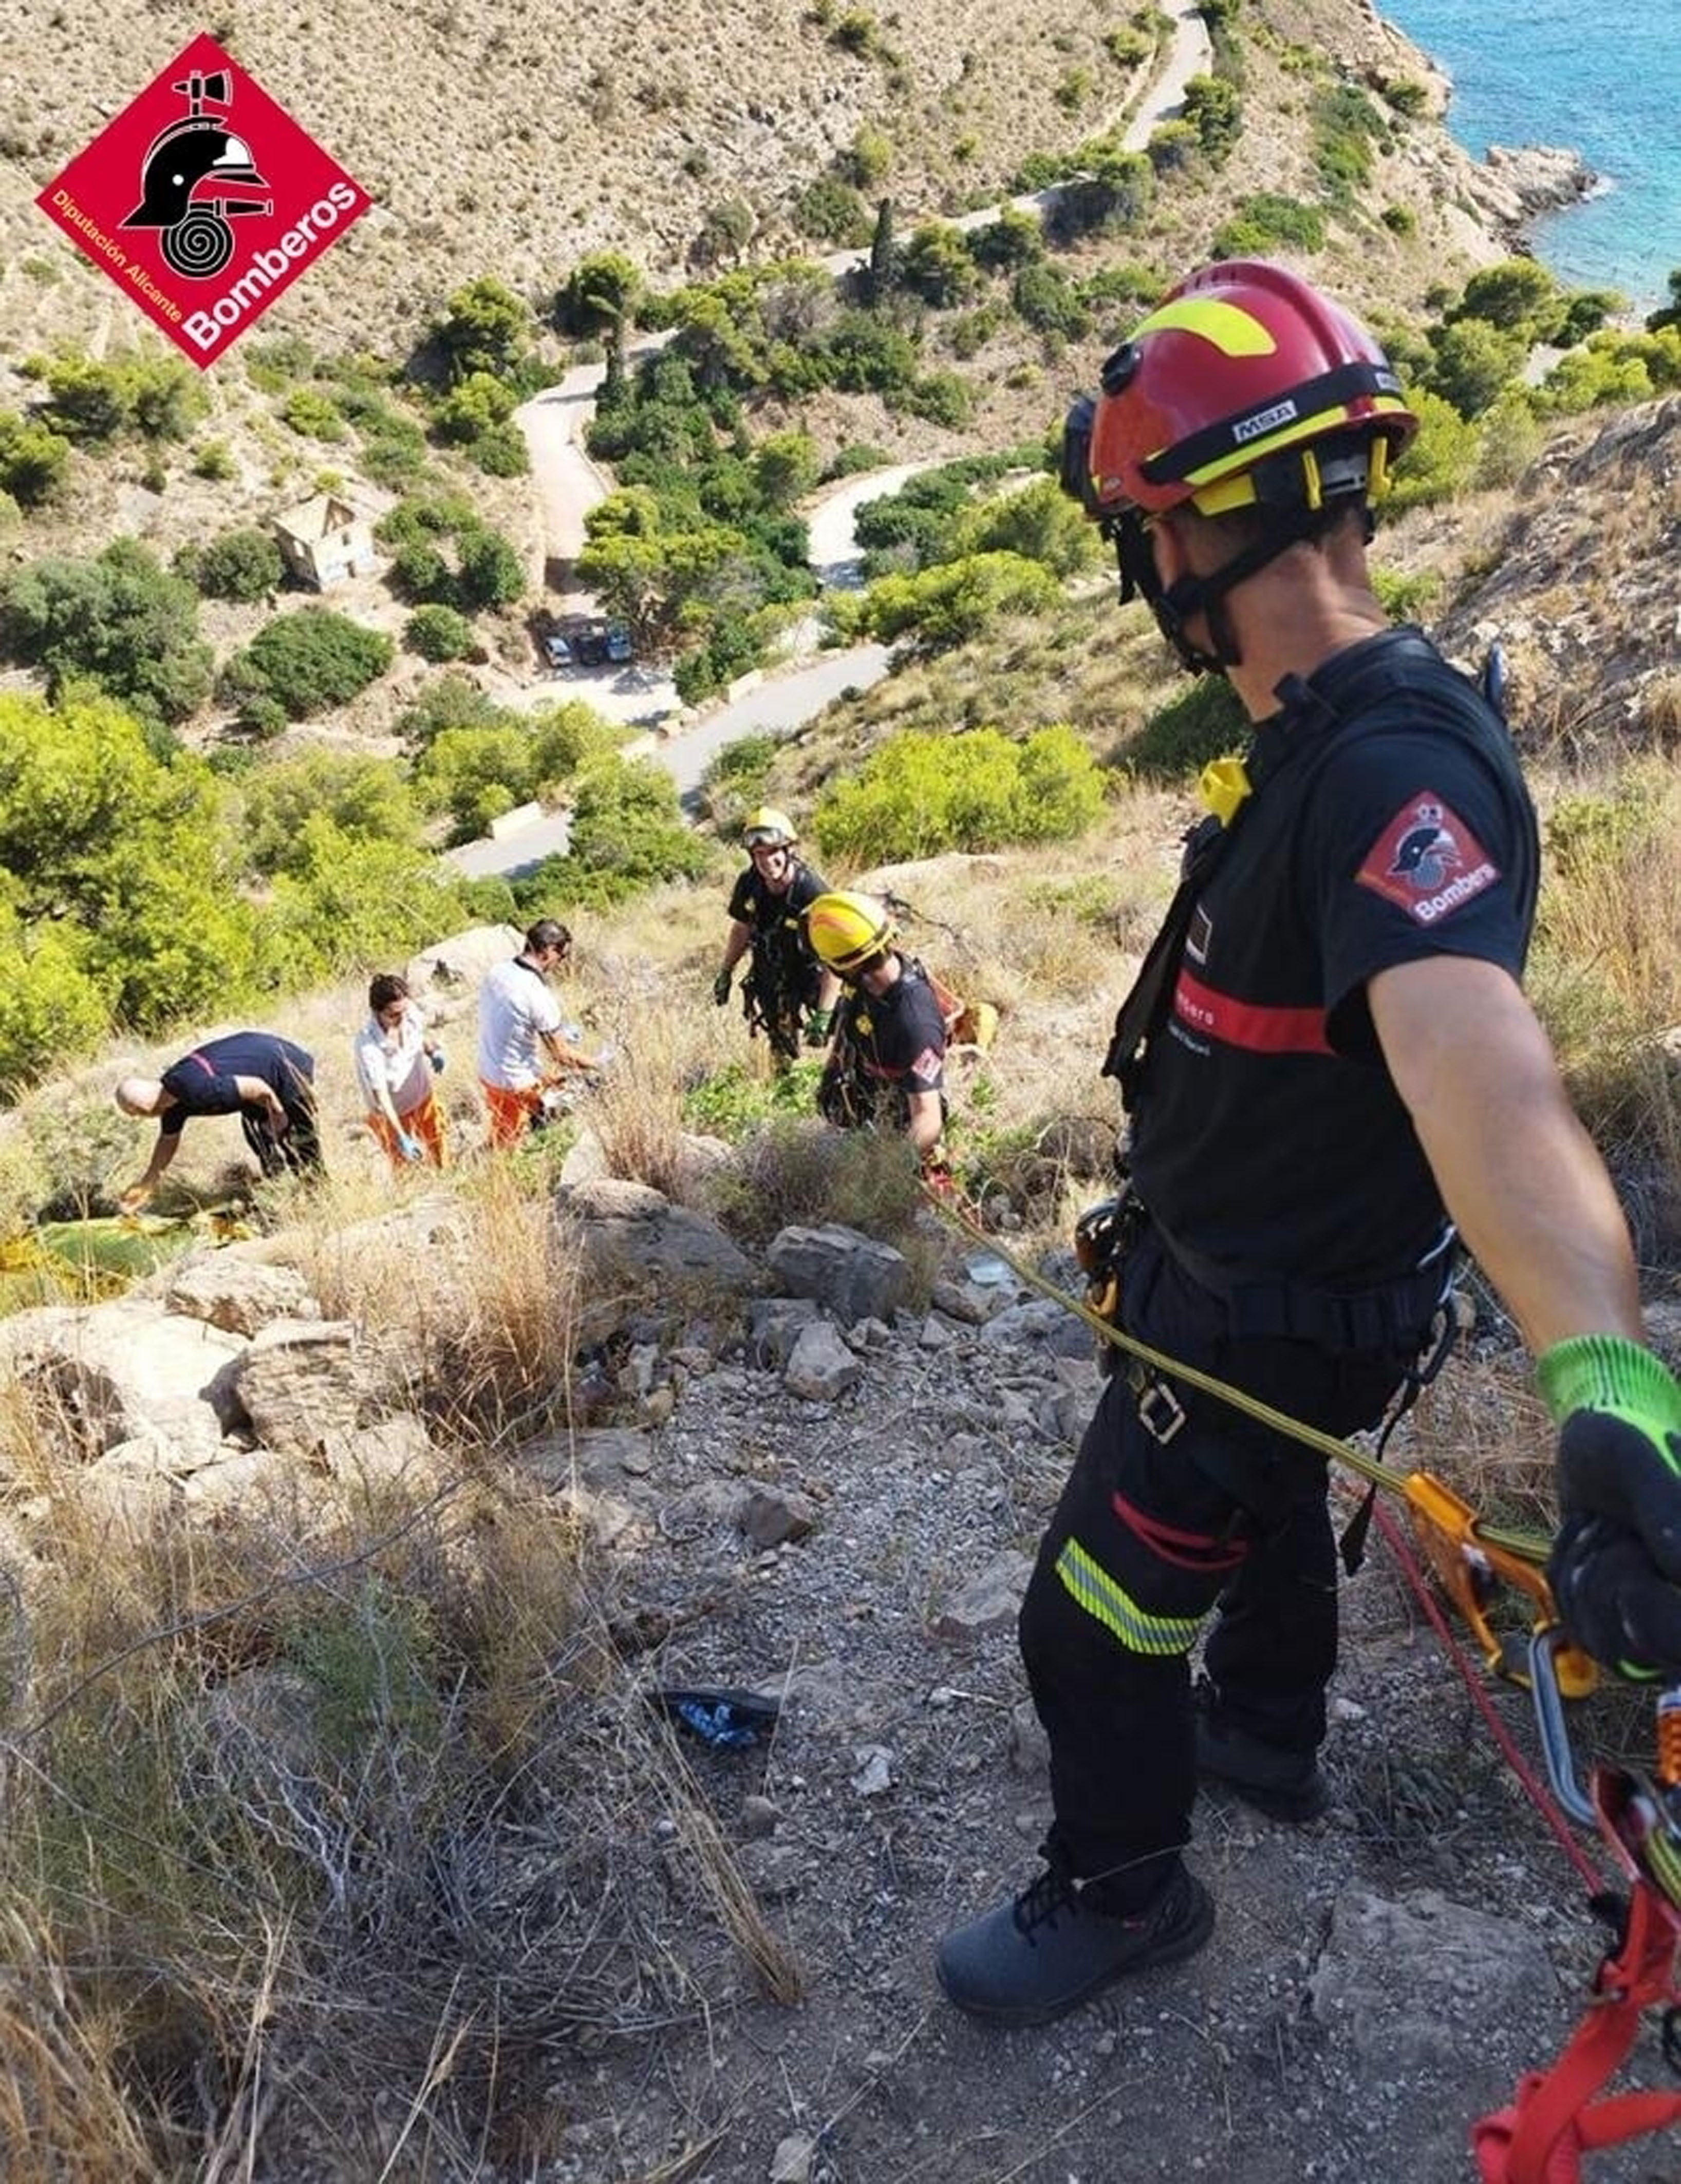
left=1086, top=259, right=1417, bottom=521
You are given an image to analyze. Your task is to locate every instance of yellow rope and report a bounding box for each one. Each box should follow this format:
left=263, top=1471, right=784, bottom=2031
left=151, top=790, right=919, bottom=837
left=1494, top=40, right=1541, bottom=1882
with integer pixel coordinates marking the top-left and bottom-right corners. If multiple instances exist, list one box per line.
left=923, top=1183, right=1556, bottom=1568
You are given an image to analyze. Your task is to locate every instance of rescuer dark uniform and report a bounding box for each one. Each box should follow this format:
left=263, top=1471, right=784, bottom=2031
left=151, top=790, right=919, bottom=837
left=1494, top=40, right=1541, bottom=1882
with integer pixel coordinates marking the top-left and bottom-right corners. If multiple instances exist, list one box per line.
left=817, top=952, right=948, bottom=1134
left=940, top=253, right=1681, bottom=2039
left=713, top=808, right=836, bottom=1061
left=726, top=859, right=828, bottom=1048
left=1020, top=628, right=1538, bottom=1908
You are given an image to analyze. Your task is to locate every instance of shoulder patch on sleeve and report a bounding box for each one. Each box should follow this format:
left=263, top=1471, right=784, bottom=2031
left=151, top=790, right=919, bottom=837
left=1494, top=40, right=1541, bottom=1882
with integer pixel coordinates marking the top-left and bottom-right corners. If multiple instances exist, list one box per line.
left=1355, top=789, right=1500, bottom=927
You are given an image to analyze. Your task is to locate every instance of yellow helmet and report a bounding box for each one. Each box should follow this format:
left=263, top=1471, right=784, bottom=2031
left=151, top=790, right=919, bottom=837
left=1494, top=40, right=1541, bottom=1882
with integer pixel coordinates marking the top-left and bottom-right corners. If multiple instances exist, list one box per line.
left=806, top=891, right=897, bottom=976
left=743, top=806, right=797, bottom=848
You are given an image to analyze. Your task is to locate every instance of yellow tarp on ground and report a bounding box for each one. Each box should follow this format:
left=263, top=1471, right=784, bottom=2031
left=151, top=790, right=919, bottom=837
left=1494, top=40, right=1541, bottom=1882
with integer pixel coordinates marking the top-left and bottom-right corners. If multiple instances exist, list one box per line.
left=0, top=1211, right=250, bottom=1315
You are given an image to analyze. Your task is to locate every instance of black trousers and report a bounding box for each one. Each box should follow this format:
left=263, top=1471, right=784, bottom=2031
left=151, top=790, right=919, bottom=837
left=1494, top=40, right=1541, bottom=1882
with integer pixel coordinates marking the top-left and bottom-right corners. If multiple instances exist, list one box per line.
left=1018, top=1225, right=1421, bottom=1909
left=240, top=1087, right=321, bottom=1178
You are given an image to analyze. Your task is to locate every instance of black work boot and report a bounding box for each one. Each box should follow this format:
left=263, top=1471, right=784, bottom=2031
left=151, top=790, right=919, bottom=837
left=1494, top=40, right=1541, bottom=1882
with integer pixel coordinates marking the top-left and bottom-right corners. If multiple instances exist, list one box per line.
left=1194, top=1684, right=1328, bottom=1823
left=937, top=1861, right=1214, bottom=2027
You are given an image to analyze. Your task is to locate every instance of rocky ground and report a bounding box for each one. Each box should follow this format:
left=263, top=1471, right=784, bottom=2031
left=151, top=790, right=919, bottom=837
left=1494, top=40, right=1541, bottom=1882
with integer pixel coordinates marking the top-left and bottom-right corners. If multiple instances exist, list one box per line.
left=509, top=1199, right=1681, bottom=2184
left=7, top=1127, right=1681, bottom=2182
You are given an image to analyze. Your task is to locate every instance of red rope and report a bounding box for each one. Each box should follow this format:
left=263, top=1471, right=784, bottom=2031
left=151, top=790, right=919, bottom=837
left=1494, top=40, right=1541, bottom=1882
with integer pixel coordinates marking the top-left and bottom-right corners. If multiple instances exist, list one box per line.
left=1368, top=1496, right=1604, bottom=1896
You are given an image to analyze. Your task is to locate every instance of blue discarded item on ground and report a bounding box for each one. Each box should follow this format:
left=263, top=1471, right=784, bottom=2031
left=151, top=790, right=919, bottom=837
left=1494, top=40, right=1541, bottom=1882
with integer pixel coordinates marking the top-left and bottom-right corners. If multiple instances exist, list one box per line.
left=651, top=1685, right=780, bottom=1750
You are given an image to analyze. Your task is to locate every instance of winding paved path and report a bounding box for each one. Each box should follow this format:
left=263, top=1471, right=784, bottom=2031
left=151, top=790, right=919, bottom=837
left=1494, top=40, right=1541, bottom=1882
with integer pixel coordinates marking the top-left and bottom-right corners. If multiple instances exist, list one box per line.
left=471, top=0, right=1214, bottom=872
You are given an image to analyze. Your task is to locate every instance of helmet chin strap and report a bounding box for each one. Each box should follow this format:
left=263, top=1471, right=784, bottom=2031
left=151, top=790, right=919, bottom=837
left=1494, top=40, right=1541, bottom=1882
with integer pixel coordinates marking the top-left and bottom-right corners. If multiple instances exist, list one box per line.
left=1112, top=499, right=1372, bottom=678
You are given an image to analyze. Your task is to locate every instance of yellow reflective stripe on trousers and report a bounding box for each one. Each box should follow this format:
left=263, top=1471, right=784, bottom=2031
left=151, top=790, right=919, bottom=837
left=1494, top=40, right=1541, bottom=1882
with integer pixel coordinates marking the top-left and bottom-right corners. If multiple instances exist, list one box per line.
left=1055, top=1538, right=1202, bottom=1656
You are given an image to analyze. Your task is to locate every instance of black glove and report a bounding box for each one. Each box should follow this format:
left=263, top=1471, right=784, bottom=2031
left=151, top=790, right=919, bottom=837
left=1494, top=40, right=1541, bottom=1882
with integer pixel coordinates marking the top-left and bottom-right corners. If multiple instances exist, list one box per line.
left=1548, top=1514, right=1681, bottom=1682
left=1540, top=1334, right=1681, bottom=1680
left=712, top=968, right=733, bottom=1007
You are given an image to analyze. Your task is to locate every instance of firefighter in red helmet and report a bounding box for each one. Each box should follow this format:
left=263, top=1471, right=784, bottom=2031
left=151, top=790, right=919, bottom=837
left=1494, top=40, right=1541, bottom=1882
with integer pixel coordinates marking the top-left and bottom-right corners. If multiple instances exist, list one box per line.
left=938, top=260, right=1681, bottom=2028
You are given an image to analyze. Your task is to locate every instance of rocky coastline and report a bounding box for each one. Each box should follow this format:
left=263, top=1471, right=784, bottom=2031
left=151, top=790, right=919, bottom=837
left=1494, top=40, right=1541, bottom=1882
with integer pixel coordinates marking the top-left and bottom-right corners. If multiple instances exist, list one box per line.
left=1467, top=141, right=1599, bottom=241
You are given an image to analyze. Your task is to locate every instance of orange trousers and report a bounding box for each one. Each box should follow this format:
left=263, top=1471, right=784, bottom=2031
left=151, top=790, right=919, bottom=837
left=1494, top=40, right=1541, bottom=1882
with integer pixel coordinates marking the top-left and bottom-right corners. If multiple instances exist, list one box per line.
left=479, top=1079, right=546, bottom=1149
left=366, top=1087, right=447, bottom=1170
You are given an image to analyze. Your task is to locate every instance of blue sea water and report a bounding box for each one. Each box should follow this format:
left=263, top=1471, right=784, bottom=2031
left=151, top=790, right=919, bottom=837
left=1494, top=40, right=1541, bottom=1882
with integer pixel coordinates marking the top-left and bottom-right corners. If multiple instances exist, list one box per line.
left=1378, top=0, right=1680, bottom=314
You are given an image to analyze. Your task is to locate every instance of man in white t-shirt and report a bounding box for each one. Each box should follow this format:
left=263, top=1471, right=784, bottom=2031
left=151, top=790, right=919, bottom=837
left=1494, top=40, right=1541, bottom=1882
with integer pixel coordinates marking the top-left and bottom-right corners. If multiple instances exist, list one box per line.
left=476, top=919, right=603, bottom=1146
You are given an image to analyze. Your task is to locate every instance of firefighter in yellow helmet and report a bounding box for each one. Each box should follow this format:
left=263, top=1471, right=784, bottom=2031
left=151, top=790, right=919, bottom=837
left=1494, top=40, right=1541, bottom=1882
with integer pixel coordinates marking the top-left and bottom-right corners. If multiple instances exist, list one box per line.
left=712, top=808, right=841, bottom=1063
left=806, top=891, right=948, bottom=1165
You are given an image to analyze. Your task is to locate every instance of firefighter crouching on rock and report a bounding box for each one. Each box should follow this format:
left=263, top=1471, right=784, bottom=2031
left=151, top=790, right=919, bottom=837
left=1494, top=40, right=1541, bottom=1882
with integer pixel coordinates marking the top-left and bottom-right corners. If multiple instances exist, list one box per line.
left=712, top=808, right=841, bottom=1063
left=806, top=891, right=951, bottom=1183
left=935, top=256, right=1681, bottom=2029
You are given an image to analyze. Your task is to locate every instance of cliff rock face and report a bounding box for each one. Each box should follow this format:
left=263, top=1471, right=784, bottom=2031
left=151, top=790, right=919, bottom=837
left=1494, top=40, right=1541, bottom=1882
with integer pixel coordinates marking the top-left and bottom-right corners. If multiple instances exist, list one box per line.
left=1438, top=396, right=1681, bottom=754
left=1464, top=144, right=1598, bottom=238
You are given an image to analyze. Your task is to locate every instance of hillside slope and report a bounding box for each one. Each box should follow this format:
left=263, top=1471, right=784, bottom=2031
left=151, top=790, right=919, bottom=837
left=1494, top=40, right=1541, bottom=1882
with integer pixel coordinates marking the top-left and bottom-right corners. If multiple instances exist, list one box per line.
left=3, top=0, right=1532, bottom=368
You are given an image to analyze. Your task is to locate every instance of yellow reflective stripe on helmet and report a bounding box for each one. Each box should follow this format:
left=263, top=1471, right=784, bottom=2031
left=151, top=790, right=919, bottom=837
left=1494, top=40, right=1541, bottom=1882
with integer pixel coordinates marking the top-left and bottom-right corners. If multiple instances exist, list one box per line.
left=1132, top=296, right=1278, bottom=357
left=1054, top=1538, right=1203, bottom=1656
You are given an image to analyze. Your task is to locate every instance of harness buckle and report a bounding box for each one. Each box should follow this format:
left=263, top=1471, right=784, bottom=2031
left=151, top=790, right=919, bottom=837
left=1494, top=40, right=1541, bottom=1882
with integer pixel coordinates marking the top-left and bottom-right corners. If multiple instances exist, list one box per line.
left=1136, top=1377, right=1186, bottom=1445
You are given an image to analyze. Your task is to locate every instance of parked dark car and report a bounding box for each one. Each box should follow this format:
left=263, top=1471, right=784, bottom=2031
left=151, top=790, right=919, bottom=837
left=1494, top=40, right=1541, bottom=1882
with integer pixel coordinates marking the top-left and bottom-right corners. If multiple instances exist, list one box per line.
left=604, top=621, right=634, bottom=664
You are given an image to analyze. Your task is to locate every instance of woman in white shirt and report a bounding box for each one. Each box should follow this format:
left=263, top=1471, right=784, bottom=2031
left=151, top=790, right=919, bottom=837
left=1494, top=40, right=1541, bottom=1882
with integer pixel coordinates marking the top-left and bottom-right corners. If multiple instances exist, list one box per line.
left=352, top=973, right=447, bottom=1169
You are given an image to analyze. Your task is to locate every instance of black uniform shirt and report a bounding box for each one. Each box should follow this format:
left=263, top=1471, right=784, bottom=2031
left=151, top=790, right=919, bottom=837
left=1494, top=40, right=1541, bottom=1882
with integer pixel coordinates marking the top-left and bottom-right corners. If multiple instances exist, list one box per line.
left=1128, top=632, right=1538, bottom=1291
left=726, top=860, right=828, bottom=949
left=848, top=960, right=947, bottom=1096
left=157, top=1031, right=315, bottom=1138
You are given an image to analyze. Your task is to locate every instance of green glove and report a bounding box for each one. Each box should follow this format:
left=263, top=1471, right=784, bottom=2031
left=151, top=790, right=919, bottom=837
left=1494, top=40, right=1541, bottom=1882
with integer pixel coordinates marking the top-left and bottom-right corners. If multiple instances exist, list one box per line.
left=1541, top=1334, right=1681, bottom=1679
left=713, top=967, right=733, bottom=1007
left=802, top=1006, right=832, bottom=1046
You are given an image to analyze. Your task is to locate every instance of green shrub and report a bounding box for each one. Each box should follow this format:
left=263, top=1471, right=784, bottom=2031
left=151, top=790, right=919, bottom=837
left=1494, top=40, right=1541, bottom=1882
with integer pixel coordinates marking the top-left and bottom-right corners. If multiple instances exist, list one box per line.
left=824, top=442, right=894, bottom=481
left=0, top=540, right=212, bottom=725
left=902, top=371, right=973, bottom=428
left=1212, top=193, right=1325, bottom=258
left=1381, top=204, right=1416, bottom=236
left=432, top=370, right=517, bottom=443
left=405, top=604, right=476, bottom=661
left=468, top=422, right=530, bottom=476
left=0, top=410, right=71, bottom=505
left=1370, top=566, right=1441, bottom=622
left=0, top=912, right=109, bottom=1099
left=237, top=747, right=421, bottom=878
left=389, top=537, right=452, bottom=603
left=842, top=550, right=1061, bottom=650
left=186, top=525, right=284, bottom=603
left=829, top=8, right=880, bottom=56
left=279, top=387, right=347, bottom=441
left=224, top=608, right=394, bottom=721
left=43, top=353, right=204, bottom=443
left=1124, top=676, right=1247, bottom=781
left=812, top=724, right=1104, bottom=861
left=1103, top=25, right=1151, bottom=65
left=454, top=525, right=525, bottom=610
left=967, top=209, right=1042, bottom=272
left=1181, top=75, right=1242, bottom=162
left=1424, top=316, right=1527, bottom=419
left=1313, top=83, right=1387, bottom=202
left=551, top=755, right=710, bottom=905
left=267, top=823, right=474, bottom=980
left=1380, top=77, right=1430, bottom=118
left=1011, top=261, right=1091, bottom=341
left=793, top=174, right=871, bottom=246
left=0, top=689, right=259, bottom=1044
left=1146, top=120, right=1199, bottom=175
left=191, top=438, right=237, bottom=480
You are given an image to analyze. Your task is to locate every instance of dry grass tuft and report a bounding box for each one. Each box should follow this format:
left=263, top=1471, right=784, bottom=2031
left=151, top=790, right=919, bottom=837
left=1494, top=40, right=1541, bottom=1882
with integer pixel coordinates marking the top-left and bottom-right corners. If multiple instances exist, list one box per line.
left=291, top=1156, right=586, bottom=1442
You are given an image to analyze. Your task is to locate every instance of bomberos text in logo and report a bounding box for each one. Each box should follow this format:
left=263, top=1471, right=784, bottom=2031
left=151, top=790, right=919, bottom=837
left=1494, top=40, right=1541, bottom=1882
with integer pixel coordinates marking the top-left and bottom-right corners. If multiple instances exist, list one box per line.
left=35, top=33, right=368, bottom=367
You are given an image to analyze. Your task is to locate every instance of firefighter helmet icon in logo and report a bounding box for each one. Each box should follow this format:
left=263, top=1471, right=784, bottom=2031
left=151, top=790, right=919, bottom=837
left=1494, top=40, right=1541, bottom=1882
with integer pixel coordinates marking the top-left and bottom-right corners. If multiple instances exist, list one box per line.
left=121, top=65, right=273, bottom=280
left=1385, top=800, right=1461, bottom=892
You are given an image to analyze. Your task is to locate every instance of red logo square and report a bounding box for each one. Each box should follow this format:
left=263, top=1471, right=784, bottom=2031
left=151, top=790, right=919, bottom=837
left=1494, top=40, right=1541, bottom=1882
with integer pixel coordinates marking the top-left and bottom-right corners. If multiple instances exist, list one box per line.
left=1355, top=790, right=1501, bottom=927
left=35, top=34, right=368, bottom=368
